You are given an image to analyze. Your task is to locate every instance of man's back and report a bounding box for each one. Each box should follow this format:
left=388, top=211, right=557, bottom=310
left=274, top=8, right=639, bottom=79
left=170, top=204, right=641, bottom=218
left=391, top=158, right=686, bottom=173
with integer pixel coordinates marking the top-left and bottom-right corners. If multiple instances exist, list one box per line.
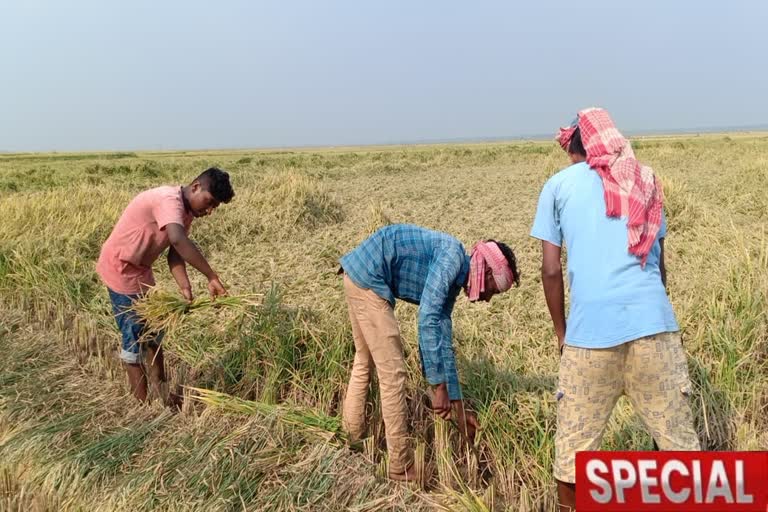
left=340, top=224, right=468, bottom=307
left=96, top=185, right=192, bottom=294
left=532, top=162, right=678, bottom=348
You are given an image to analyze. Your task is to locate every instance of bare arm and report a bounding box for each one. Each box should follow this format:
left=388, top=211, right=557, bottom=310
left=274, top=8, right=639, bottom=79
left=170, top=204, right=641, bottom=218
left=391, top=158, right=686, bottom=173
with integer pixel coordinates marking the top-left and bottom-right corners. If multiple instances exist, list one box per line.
left=167, top=245, right=192, bottom=301
left=165, top=223, right=227, bottom=298
left=541, top=240, right=566, bottom=352
left=659, top=238, right=667, bottom=288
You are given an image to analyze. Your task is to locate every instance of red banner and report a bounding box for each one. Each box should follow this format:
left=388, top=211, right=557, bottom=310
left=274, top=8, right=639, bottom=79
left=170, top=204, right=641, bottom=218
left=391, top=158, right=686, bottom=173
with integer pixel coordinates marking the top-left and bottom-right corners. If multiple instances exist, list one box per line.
left=576, top=451, right=768, bottom=511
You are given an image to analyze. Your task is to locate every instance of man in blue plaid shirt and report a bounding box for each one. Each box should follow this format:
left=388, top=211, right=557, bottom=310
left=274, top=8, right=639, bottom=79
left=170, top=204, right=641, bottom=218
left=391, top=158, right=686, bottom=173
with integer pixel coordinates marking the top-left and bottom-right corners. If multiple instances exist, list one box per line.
left=339, top=223, right=519, bottom=482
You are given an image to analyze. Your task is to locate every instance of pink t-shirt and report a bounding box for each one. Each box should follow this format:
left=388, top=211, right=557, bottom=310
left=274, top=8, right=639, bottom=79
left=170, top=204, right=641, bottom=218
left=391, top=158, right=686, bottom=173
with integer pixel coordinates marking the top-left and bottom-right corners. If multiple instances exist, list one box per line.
left=97, top=186, right=193, bottom=295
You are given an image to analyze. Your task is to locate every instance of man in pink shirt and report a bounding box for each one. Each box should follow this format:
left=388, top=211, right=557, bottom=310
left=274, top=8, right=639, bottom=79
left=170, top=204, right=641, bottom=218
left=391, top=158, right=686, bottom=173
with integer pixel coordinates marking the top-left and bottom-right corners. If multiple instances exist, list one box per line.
left=97, top=167, right=234, bottom=405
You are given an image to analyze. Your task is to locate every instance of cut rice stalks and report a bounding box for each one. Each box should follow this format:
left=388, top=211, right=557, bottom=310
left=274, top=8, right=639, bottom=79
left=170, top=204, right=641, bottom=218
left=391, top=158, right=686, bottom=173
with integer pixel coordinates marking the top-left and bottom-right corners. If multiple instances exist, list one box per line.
left=130, top=288, right=263, bottom=337
left=189, top=387, right=345, bottom=443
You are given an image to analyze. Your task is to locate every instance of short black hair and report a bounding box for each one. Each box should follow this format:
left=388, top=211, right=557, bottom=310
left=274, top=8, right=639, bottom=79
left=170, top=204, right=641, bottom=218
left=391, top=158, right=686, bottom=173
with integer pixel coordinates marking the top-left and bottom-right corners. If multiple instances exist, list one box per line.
left=196, top=167, right=234, bottom=203
left=568, top=127, right=586, bottom=157
left=487, top=239, right=520, bottom=287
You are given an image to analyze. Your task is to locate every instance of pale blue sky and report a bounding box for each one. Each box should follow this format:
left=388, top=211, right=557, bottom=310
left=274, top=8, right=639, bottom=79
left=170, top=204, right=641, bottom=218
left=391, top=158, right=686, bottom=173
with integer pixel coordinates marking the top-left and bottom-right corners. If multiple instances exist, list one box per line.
left=1, top=1, right=766, bottom=152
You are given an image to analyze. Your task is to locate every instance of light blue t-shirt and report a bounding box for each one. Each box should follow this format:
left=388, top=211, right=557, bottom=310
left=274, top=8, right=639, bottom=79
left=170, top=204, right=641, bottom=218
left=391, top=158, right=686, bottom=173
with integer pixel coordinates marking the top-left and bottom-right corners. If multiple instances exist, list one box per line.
left=530, top=162, right=679, bottom=349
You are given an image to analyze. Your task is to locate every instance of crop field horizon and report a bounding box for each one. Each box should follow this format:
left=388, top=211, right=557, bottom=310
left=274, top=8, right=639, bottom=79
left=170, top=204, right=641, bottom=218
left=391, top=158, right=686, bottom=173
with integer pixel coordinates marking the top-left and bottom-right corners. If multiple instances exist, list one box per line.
left=0, top=134, right=766, bottom=511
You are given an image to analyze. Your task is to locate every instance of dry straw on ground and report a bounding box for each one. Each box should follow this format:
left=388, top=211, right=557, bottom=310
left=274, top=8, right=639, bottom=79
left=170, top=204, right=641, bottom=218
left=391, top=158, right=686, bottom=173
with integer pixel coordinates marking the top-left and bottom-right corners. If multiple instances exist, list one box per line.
left=0, top=135, right=766, bottom=510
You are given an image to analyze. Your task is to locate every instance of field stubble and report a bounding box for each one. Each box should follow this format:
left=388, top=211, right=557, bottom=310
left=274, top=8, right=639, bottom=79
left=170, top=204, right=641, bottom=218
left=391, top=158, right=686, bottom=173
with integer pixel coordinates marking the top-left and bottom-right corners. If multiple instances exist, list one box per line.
left=0, top=135, right=766, bottom=510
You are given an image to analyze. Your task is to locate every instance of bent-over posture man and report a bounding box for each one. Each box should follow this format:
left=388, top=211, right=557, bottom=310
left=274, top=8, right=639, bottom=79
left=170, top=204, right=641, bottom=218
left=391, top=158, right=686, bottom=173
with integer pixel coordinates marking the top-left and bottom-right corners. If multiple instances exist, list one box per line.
left=339, top=223, right=520, bottom=481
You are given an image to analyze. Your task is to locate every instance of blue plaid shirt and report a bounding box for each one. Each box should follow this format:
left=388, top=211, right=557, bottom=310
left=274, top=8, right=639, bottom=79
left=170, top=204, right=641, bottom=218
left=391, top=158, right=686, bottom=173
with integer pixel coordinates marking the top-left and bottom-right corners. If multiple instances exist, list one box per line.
left=340, top=224, right=470, bottom=400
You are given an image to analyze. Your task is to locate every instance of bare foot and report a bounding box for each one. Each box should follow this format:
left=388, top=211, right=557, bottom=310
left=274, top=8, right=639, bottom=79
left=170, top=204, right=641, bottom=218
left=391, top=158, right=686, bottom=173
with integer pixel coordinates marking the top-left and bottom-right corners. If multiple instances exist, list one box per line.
left=166, top=392, right=183, bottom=412
left=347, top=438, right=365, bottom=453
left=388, top=463, right=418, bottom=483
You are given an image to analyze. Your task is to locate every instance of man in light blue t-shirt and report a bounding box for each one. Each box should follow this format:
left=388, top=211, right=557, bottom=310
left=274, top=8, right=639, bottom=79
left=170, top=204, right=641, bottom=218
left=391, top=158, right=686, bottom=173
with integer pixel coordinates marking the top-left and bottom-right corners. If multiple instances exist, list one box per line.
left=531, top=110, right=700, bottom=512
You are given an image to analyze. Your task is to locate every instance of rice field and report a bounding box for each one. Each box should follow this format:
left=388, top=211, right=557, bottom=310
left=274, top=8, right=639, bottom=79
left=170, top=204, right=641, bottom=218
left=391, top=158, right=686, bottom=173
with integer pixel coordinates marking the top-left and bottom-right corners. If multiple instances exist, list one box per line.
left=0, top=135, right=766, bottom=511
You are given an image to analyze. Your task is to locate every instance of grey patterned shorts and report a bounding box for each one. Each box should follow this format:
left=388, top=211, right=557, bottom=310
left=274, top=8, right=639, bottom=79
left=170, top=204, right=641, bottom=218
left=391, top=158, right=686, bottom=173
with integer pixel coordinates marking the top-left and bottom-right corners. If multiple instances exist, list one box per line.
left=554, top=332, right=701, bottom=483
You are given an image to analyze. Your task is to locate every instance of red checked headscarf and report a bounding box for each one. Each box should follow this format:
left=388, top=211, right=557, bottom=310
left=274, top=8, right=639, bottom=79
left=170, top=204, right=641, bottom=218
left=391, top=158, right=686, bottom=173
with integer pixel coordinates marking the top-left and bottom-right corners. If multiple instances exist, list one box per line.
left=466, top=241, right=515, bottom=301
left=556, top=108, right=664, bottom=265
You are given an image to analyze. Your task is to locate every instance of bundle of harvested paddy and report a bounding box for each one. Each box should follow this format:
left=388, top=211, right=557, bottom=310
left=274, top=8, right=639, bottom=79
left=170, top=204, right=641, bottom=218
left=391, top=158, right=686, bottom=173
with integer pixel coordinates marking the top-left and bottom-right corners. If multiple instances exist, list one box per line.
left=189, top=387, right=344, bottom=443
left=130, top=289, right=262, bottom=336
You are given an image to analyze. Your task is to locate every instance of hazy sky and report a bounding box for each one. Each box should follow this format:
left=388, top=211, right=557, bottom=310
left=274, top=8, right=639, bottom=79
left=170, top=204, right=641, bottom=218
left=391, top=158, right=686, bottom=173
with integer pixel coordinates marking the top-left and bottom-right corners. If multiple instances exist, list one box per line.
left=2, top=1, right=766, bottom=152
